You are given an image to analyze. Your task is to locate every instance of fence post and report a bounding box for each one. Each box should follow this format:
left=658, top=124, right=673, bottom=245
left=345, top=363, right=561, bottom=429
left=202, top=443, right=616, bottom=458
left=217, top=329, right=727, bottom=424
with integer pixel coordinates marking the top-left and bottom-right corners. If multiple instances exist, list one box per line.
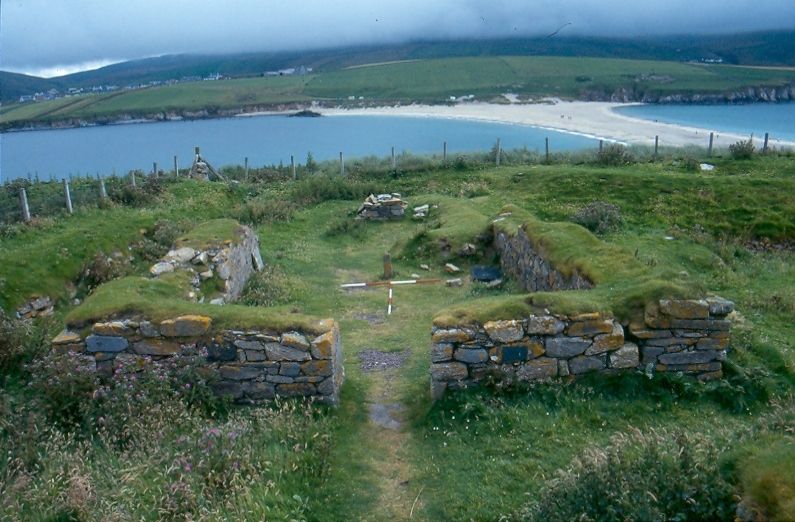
left=654, top=135, right=659, bottom=159
left=153, top=162, right=158, bottom=176
left=340, top=152, right=345, bottom=176
left=391, top=146, right=396, bottom=170
left=244, top=157, right=249, bottom=181
left=63, top=179, right=73, bottom=214
left=763, top=132, right=769, bottom=153
left=443, top=141, right=447, bottom=163
left=174, top=155, right=178, bottom=177
left=99, top=178, right=107, bottom=200
left=495, top=138, right=501, bottom=166
left=20, top=188, right=31, bottom=222
left=383, top=253, right=393, bottom=280
left=291, top=155, right=296, bottom=180
left=545, top=137, right=550, bottom=163
left=131, top=170, right=137, bottom=188
left=599, top=140, right=603, bottom=153
left=708, top=132, right=714, bottom=157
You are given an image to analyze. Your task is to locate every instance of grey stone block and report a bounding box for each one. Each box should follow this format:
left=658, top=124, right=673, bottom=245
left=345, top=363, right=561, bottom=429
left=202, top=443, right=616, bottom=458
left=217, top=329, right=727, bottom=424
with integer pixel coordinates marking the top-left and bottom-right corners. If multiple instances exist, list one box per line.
left=86, top=335, right=128, bottom=353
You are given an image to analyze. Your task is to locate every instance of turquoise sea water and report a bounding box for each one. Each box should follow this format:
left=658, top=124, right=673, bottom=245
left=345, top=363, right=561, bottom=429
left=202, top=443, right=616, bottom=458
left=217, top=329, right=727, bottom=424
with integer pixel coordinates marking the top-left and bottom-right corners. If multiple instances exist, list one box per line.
left=615, top=103, right=795, bottom=143
left=0, top=115, right=596, bottom=182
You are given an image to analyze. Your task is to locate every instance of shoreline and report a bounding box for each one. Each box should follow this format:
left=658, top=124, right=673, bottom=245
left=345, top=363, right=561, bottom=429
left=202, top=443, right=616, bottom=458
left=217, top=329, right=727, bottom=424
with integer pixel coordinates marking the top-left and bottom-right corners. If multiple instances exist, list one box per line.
left=4, top=100, right=794, bottom=150
left=311, top=101, right=795, bottom=149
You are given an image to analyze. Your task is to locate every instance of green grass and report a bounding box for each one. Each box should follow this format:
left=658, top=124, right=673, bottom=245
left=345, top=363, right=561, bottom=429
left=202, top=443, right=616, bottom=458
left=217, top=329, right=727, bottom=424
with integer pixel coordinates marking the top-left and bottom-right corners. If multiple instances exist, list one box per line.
left=174, top=218, right=245, bottom=250
left=4, top=56, right=795, bottom=127
left=1, top=151, right=794, bottom=520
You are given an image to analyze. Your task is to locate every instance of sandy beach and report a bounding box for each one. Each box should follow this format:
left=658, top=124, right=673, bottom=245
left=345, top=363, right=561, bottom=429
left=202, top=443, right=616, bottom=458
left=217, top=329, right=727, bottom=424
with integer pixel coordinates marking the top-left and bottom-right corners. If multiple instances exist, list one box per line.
left=316, top=101, right=795, bottom=150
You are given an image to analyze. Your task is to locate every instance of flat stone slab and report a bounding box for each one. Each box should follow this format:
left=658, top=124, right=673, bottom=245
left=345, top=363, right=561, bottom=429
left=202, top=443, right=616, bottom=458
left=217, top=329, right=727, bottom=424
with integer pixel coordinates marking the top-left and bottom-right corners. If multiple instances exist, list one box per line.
left=86, top=335, right=129, bottom=353
left=359, top=349, right=410, bottom=372
left=368, top=403, right=404, bottom=430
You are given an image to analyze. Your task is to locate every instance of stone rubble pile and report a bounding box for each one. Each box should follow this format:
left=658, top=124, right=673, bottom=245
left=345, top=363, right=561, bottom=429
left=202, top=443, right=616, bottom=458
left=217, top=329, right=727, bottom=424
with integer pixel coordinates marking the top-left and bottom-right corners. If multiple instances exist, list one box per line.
left=149, top=226, right=264, bottom=304
left=16, top=296, right=54, bottom=319
left=356, top=193, right=407, bottom=220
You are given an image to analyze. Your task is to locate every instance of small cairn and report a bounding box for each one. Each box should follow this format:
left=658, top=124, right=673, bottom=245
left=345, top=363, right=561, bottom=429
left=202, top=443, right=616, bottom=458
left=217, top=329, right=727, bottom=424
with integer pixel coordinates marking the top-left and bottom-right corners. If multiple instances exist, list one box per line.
left=16, top=296, right=54, bottom=319
left=356, top=193, right=407, bottom=220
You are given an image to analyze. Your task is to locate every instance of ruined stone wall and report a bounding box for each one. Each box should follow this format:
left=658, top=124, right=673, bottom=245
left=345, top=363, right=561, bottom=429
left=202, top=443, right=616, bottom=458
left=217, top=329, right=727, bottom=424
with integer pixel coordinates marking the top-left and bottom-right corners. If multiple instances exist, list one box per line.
left=430, top=297, right=733, bottom=400
left=52, top=315, right=343, bottom=405
left=150, top=225, right=264, bottom=304
left=494, top=227, right=592, bottom=292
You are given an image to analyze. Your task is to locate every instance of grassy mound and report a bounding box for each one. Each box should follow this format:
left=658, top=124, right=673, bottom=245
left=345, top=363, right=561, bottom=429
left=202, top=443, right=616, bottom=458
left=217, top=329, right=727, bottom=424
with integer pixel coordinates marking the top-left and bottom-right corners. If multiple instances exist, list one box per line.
left=174, top=218, right=246, bottom=250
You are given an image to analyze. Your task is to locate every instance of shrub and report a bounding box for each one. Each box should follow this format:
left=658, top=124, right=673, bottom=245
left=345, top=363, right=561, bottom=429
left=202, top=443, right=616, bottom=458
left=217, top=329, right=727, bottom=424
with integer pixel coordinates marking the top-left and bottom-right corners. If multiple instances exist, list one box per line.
left=571, top=201, right=623, bottom=234
left=241, top=264, right=306, bottom=307
left=683, top=157, right=701, bottom=172
left=515, top=428, right=737, bottom=521
left=77, top=251, right=132, bottom=292
left=324, top=216, right=366, bottom=239
left=596, top=143, right=634, bottom=166
left=0, top=310, right=50, bottom=378
left=730, top=138, right=756, bottom=159
left=290, top=176, right=380, bottom=205
left=234, top=198, right=296, bottom=225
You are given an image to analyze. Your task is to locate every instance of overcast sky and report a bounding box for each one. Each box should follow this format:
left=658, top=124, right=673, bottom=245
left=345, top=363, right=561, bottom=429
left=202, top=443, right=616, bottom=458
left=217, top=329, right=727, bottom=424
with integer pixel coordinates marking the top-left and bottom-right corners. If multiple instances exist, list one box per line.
left=2, top=0, right=794, bottom=77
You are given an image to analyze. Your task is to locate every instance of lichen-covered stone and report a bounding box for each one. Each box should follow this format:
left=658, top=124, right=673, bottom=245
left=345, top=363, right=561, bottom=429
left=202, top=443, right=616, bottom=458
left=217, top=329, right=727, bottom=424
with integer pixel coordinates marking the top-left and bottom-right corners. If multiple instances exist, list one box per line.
left=317, top=377, right=336, bottom=396
left=52, top=330, right=81, bottom=345
left=432, top=328, right=473, bottom=343
left=212, top=381, right=243, bottom=399
left=311, top=331, right=334, bottom=359
left=431, top=362, right=468, bottom=382
left=453, top=348, right=488, bottom=364
left=696, top=337, right=730, bottom=350
left=628, top=322, right=672, bottom=339
left=219, top=365, right=261, bottom=380
left=132, top=339, right=182, bottom=356
left=558, top=359, right=570, bottom=377
left=610, top=343, right=639, bottom=369
left=245, top=350, right=267, bottom=362
left=277, top=383, right=316, bottom=397
left=301, top=360, right=332, bottom=376
left=86, top=335, right=128, bottom=353
left=281, top=332, right=310, bottom=350
left=242, top=381, right=275, bottom=400
left=483, top=320, right=524, bottom=343
left=92, top=321, right=131, bottom=336
left=265, top=342, right=312, bottom=362
left=150, top=262, right=174, bottom=276
left=586, top=323, right=624, bottom=355
left=566, top=319, right=614, bottom=337
left=166, top=247, right=196, bottom=264
left=431, top=343, right=454, bottom=363
left=516, top=357, right=557, bottom=380
left=279, top=362, right=301, bottom=376
left=641, top=346, right=664, bottom=365
left=525, top=315, right=565, bottom=335
left=569, top=355, right=606, bottom=374
left=706, top=296, right=734, bottom=316
left=659, top=299, right=710, bottom=319
left=234, top=339, right=265, bottom=351
left=160, top=315, right=211, bottom=337
left=545, top=336, right=591, bottom=358
left=658, top=350, right=717, bottom=365
left=139, top=321, right=159, bottom=337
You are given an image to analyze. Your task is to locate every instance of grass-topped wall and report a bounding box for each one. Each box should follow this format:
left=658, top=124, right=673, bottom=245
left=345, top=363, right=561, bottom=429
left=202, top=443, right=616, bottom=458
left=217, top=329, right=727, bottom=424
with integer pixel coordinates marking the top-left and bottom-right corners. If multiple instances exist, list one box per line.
left=431, top=205, right=733, bottom=398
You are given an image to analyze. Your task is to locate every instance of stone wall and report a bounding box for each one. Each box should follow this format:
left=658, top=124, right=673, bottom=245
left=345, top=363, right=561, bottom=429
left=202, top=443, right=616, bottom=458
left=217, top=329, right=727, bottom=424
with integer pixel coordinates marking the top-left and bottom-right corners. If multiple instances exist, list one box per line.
left=494, top=227, right=592, bottom=292
left=430, top=297, right=733, bottom=399
left=52, top=314, right=343, bottom=405
left=150, top=225, right=264, bottom=304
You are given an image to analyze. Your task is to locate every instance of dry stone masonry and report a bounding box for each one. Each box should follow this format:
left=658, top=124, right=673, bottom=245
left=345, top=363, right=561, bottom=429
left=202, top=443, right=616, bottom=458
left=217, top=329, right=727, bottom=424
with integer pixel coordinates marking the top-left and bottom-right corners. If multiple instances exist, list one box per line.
left=494, top=226, right=592, bottom=292
left=150, top=225, right=264, bottom=304
left=430, top=297, right=733, bottom=399
left=52, top=315, right=343, bottom=405
left=356, top=193, right=407, bottom=220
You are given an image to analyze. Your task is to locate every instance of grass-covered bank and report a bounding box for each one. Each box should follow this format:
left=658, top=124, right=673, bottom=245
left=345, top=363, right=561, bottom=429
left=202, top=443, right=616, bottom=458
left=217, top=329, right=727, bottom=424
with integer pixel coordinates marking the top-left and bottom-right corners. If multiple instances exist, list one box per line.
left=2, top=147, right=794, bottom=520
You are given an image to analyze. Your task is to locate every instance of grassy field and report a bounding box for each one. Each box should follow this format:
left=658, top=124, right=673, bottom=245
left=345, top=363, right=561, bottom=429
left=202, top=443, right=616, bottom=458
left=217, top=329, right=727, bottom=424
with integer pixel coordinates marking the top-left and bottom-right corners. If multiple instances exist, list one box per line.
left=1, top=148, right=794, bottom=520
left=3, top=55, right=795, bottom=127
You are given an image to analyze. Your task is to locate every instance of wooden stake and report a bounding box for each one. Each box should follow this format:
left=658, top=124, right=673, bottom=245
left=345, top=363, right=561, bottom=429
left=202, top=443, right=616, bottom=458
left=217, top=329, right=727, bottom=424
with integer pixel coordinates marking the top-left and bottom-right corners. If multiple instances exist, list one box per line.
left=443, top=141, right=447, bottom=163
left=340, top=152, right=345, bottom=176
left=654, top=135, right=659, bottom=159
left=20, top=188, right=31, bottom=222
left=99, top=178, right=107, bottom=200
left=131, top=170, right=137, bottom=188
left=495, top=138, right=501, bottom=166
left=763, top=132, right=769, bottom=153
left=63, top=179, right=73, bottom=214
left=244, top=157, right=249, bottom=181
left=708, top=132, right=714, bottom=157
left=545, top=137, right=550, bottom=163
left=291, top=155, right=296, bottom=180
left=383, top=253, right=393, bottom=280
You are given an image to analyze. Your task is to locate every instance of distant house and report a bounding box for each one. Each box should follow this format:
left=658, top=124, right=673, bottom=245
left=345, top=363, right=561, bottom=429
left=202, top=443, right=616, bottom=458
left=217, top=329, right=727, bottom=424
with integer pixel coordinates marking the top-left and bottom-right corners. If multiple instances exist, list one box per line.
left=18, top=95, right=33, bottom=103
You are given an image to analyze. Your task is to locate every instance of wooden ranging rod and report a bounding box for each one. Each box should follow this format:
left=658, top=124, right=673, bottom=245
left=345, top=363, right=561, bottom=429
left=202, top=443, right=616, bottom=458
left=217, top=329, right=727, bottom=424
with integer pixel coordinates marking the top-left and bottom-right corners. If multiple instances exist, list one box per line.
left=340, top=278, right=443, bottom=315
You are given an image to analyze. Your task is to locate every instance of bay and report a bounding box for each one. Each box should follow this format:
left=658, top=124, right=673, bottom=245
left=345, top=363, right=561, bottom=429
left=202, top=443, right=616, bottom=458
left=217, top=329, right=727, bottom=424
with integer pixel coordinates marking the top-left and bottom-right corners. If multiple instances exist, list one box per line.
left=0, top=115, right=596, bottom=182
